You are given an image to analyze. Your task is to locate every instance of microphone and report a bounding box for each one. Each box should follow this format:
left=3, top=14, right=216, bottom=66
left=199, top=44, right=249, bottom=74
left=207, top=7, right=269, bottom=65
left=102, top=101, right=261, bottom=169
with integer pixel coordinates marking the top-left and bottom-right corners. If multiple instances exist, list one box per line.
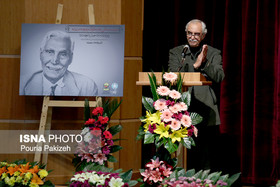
left=181, top=45, right=189, bottom=59
left=178, top=45, right=189, bottom=72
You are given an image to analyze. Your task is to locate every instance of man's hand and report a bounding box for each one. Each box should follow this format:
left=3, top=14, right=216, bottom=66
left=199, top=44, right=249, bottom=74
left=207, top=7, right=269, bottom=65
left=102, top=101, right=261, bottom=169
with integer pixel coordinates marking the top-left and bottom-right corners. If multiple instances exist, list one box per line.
left=193, top=44, right=208, bottom=69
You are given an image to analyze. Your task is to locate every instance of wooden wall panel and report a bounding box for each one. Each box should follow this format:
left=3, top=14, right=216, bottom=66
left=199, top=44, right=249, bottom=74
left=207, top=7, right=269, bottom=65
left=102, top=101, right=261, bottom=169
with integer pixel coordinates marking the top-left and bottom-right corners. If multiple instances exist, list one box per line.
left=121, top=0, right=143, bottom=57
left=0, top=58, right=26, bottom=119
left=0, top=0, right=24, bottom=54
left=121, top=59, right=143, bottom=119
left=118, top=120, right=142, bottom=171
left=24, top=0, right=121, bottom=25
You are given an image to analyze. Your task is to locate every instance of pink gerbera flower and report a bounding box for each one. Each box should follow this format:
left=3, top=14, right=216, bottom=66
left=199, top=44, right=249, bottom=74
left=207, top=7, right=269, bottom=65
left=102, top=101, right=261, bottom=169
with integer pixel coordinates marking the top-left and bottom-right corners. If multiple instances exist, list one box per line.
left=169, top=104, right=181, bottom=114
left=179, top=102, right=188, bottom=111
left=170, top=119, right=181, bottom=130
left=181, top=115, right=192, bottom=127
left=169, top=90, right=181, bottom=100
left=156, top=86, right=170, bottom=96
left=193, top=126, right=198, bottom=137
left=163, top=72, right=177, bottom=83
left=154, top=99, right=167, bottom=111
left=160, top=109, right=173, bottom=122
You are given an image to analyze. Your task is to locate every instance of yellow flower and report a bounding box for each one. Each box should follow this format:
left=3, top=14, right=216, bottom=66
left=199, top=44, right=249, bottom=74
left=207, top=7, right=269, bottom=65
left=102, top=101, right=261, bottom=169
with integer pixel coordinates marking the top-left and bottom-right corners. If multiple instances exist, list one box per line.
left=22, top=178, right=29, bottom=185
left=7, top=176, right=16, bottom=186
left=1, top=173, right=7, bottom=180
left=15, top=175, right=23, bottom=183
left=142, top=111, right=162, bottom=131
left=24, top=172, right=32, bottom=180
left=29, top=183, right=39, bottom=187
left=38, top=169, right=48, bottom=179
left=170, top=129, right=188, bottom=143
left=13, top=171, right=20, bottom=177
left=154, top=123, right=170, bottom=139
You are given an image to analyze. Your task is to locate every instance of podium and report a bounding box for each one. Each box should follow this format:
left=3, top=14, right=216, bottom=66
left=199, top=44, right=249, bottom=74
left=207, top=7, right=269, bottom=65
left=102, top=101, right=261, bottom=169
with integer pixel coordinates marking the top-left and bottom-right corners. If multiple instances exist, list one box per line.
left=136, top=72, right=212, bottom=169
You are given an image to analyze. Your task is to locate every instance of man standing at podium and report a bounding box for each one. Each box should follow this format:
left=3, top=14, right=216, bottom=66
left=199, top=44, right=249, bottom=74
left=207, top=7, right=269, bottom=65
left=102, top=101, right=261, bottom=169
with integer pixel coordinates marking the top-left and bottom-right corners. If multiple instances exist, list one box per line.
left=168, top=19, right=225, bottom=170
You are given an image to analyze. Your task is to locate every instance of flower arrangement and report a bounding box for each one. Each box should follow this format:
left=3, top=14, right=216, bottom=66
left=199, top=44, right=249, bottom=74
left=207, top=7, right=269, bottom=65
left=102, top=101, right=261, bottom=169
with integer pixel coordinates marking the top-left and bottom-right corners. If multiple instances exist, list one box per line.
left=139, top=157, right=173, bottom=186
left=0, top=160, right=53, bottom=187
left=69, top=168, right=137, bottom=187
left=160, top=168, right=241, bottom=187
left=137, top=72, right=203, bottom=154
left=73, top=99, right=123, bottom=171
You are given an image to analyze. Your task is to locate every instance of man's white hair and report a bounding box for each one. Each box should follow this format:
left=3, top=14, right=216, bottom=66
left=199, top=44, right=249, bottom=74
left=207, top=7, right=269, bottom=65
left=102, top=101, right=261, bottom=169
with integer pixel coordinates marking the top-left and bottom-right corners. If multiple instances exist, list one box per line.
left=185, top=19, right=207, bottom=35
left=40, top=30, right=75, bottom=52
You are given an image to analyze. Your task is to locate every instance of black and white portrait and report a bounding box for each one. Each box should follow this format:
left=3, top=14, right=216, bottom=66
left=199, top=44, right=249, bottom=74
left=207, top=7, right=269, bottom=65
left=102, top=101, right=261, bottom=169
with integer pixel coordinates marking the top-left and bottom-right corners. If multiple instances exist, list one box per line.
left=20, top=24, right=125, bottom=97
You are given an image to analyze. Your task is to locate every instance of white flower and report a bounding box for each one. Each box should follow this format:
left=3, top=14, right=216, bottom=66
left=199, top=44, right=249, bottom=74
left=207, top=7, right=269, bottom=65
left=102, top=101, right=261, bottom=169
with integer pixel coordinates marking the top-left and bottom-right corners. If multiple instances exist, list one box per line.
left=89, top=174, right=107, bottom=185
left=81, top=127, right=90, bottom=135
left=109, top=177, right=124, bottom=187
left=84, top=132, right=93, bottom=143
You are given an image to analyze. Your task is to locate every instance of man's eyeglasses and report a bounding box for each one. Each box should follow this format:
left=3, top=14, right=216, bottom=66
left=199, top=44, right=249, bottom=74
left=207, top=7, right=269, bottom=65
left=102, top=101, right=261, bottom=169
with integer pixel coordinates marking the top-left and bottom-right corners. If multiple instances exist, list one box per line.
left=186, top=31, right=202, bottom=37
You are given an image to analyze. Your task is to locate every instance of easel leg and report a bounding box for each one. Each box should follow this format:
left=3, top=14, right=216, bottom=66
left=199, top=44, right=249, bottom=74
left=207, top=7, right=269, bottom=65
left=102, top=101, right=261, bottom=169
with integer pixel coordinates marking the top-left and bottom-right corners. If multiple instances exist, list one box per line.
left=34, top=96, right=51, bottom=163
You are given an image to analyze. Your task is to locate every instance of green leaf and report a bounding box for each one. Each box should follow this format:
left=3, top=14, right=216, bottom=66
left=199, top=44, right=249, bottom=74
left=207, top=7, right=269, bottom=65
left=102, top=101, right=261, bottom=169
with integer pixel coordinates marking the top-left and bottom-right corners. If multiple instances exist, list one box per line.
left=181, top=137, right=192, bottom=149
left=120, top=169, right=133, bottom=182
left=219, top=174, right=229, bottom=182
left=108, top=124, right=123, bottom=136
left=107, top=154, right=118, bottom=162
left=226, top=172, right=241, bottom=186
left=190, top=112, right=203, bottom=125
left=189, top=137, right=196, bottom=146
left=144, top=132, right=155, bottom=144
left=142, top=97, right=155, bottom=112
left=164, top=139, right=178, bottom=153
left=110, top=145, right=123, bottom=153
left=209, top=171, right=222, bottom=183
left=102, top=99, right=123, bottom=119
left=41, top=180, right=55, bottom=187
left=127, top=180, right=138, bottom=186
left=84, top=99, right=91, bottom=122
left=0, top=181, right=6, bottom=187
left=154, top=135, right=164, bottom=148
left=185, top=169, right=196, bottom=177
left=201, top=169, right=211, bottom=180
left=148, top=73, right=159, bottom=101
left=193, top=170, right=203, bottom=179
left=83, top=164, right=114, bottom=172
left=177, top=72, right=183, bottom=93
left=181, top=91, right=191, bottom=107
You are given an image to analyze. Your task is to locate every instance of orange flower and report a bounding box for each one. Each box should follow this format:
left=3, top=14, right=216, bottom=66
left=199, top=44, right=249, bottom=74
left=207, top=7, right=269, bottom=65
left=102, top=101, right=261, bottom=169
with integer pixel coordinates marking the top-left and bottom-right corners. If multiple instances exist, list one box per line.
left=7, top=165, right=19, bottom=176
left=27, top=165, right=40, bottom=174
left=19, top=162, right=31, bottom=175
left=0, top=166, right=7, bottom=175
left=31, top=173, right=44, bottom=185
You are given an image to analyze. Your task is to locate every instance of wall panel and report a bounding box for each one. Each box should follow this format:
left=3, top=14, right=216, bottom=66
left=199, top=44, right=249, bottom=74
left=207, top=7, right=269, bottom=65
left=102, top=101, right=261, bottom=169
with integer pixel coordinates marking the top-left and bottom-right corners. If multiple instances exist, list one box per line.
left=121, top=59, right=143, bottom=119
left=0, top=0, right=24, bottom=54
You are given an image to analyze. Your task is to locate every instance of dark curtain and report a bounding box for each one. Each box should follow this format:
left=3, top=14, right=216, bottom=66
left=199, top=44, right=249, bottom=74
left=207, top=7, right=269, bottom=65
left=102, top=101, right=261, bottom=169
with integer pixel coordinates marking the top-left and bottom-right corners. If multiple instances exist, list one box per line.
left=143, top=0, right=280, bottom=185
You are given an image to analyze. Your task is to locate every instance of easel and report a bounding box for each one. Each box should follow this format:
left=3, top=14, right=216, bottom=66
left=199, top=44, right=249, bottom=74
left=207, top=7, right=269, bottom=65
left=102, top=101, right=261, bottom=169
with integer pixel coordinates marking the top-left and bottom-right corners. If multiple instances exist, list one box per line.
left=34, top=3, right=100, bottom=164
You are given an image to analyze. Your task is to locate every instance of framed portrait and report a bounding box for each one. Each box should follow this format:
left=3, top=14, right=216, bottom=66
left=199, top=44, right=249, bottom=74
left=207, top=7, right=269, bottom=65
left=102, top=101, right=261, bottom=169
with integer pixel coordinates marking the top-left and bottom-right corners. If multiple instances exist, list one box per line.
left=19, top=23, right=124, bottom=97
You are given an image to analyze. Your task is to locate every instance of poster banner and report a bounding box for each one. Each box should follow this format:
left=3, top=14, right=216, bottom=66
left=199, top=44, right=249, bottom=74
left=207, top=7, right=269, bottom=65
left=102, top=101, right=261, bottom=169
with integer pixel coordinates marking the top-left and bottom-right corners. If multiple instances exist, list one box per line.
left=20, top=24, right=124, bottom=97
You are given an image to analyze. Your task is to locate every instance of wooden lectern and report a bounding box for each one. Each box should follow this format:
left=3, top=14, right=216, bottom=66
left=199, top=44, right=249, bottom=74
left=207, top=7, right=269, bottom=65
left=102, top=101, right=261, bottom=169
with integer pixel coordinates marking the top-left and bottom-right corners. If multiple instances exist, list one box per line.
left=136, top=72, right=212, bottom=169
